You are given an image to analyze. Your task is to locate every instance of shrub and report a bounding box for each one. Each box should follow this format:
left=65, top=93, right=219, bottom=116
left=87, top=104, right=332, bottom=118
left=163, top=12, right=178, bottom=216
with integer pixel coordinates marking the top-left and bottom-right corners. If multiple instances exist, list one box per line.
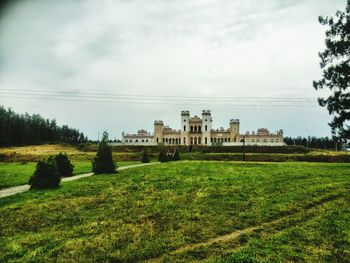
left=92, top=131, right=116, bottom=174
left=173, top=148, right=180, bottom=161
left=141, top=148, right=150, bottom=163
left=55, top=152, right=74, bottom=177
left=158, top=149, right=168, bottom=162
left=29, top=156, right=61, bottom=189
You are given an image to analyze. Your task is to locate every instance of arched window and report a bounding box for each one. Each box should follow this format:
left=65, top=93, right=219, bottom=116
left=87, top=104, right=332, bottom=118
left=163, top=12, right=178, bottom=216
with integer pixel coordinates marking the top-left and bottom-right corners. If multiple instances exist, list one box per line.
left=172, top=138, right=175, bottom=144
left=205, top=125, right=207, bottom=131
left=157, top=138, right=159, bottom=142
left=194, top=137, right=197, bottom=144
left=228, top=138, right=230, bottom=142
left=276, top=139, right=279, bottom=142
left=142, top=139, right=144, bottom=142
left=198, top=126, right=201, bottom=132
left=194, top=126, right=197, bottom=132
left=146, top=139, right=148, bottom=142
left=214, top=138, right=217, bottom=143
left=271, top=139, right=274, bottom=142
left=184, top=137, right=186, bottom=144
left=184, top=125, right=186, bottom=131
left=125, top=140, right=128, bottom=142
left=190, top=137, right=193, bottom=144
left=136, top=139, right=138, bottom=142
left=198, top=137, right=201, bottom=144
left=163, top=138, right=165, bottom=143
left=166, top=138, right=168, bottom=143
left=205, top=137, right=207, bottom=144
left=191, top=126, right=193, bottom=132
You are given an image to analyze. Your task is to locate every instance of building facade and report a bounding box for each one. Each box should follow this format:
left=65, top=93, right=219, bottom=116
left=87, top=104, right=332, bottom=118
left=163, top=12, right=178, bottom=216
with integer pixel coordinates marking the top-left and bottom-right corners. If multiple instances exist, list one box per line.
left=120, top=110, right=284, bottom=146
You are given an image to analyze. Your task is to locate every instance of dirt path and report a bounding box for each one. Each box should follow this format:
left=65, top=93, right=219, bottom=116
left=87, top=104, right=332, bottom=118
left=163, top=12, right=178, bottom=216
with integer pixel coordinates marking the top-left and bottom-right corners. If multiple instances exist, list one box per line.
left=0, top=162, right=159, bottom=198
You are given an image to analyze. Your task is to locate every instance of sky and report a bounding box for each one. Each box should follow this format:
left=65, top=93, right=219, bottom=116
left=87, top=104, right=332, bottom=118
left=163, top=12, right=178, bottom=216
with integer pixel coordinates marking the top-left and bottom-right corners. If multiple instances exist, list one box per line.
left=0, top=0, right=346, bottom=140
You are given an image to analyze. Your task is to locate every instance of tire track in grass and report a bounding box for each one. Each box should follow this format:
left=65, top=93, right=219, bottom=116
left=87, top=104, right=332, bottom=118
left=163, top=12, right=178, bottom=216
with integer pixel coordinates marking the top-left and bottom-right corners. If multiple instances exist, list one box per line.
left=148, top=192, right=348, bottom=262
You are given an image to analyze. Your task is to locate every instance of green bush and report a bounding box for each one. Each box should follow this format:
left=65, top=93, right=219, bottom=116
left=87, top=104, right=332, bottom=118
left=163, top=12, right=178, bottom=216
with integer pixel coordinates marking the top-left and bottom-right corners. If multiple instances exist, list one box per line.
left=55, top=152, right=74, bottom=177
left=29, top=156, right=61, bottom=189
left=92, top=131, right=116, bottom=174
left=158, top=149, right=168, bottom=162
left=141, top=149, right=150, bottom=163
left=173, top=148, right=180, bottom=161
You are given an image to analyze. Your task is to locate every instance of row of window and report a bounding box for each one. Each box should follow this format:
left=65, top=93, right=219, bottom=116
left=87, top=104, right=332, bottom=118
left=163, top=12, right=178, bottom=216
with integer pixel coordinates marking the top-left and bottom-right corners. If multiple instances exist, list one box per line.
left=251, top=139, right=279, bottom=143
left=211, top=138, right=230, bottom=143
left=125, top=139, right=149, bottom=143
left=183, top=125, right=208, bottom=132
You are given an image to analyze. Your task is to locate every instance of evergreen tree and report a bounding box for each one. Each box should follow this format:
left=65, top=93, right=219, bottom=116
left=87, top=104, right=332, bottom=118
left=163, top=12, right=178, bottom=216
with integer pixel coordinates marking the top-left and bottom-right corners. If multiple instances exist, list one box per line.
left=313, top=1, right=350, bottom=142
left=29, top=156, right=61, bottom=189
left=173, top=148, right=180, bottom=161
left=141, top=148, right=150, bottom=163
left=55, top=152, right=74, bottom=177
left=92, top=131, right=116, bottom=174
left=0, top=105, right=88, bottom=146
left=158, top=149, right=167, bottom=162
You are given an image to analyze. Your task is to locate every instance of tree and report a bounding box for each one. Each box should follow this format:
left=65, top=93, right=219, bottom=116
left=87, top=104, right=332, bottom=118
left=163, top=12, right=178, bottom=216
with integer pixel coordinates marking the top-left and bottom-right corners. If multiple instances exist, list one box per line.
left=313, top=1, right=350, bottom=143
left=158, top=149, right=167, bottom=162
left=173, top=148, right=180, bottom=161
left=141, top=148, right=150, bottom=163
left=29, top=156, right=61, bottom=189
left=55, top=153, right=74, bottom=177
left=92, top=131, right=116, bottom=174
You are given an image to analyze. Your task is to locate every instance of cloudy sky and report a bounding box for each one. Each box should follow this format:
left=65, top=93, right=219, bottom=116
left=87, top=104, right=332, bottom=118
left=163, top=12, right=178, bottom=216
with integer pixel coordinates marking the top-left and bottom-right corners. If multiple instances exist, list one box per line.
left=0, top=0, right=346, bottom=140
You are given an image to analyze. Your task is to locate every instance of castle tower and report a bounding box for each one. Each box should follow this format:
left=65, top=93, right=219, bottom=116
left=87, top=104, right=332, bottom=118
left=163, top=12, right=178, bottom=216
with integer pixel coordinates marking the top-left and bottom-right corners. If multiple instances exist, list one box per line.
left=230, top=119, right=240, bottom=142
left=202, top=110, right=212, bottom=145
left=154, top=120, right=164, bottom=144
left=180, top=110, right=190, bottom=145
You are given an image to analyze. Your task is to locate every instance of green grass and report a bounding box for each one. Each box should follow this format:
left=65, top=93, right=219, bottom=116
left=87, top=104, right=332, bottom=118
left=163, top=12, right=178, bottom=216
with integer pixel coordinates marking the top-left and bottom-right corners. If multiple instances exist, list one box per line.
left=0, top=161, right=349, bottom=262
left=0, top=161, right=141, bottom=189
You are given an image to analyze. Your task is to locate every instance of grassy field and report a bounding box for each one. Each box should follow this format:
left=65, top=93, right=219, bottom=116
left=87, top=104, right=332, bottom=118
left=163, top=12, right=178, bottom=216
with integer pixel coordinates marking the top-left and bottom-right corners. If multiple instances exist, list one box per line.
left=0, top=161, right=349, bottom=262
left=0, top=161, right=140, bottom=189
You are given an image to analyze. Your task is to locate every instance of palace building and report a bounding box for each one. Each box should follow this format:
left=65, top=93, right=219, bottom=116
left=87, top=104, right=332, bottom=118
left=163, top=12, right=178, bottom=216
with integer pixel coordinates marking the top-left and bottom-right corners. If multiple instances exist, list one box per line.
left=121, top=110, right=284, bottom=146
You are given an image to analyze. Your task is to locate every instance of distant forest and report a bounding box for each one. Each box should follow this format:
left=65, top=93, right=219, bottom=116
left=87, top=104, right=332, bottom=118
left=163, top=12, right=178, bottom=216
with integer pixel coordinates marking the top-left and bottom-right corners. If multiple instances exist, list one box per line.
left=284, top=136, right=337, bottom=150
left=0, top=106, right=88, bottom=146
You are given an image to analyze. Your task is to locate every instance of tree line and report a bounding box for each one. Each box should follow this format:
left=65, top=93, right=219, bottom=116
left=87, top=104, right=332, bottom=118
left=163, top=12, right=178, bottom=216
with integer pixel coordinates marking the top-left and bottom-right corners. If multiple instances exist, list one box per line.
left=0, top=106, right=88, bottom=146
left=284, top=136, right=339, bottom=150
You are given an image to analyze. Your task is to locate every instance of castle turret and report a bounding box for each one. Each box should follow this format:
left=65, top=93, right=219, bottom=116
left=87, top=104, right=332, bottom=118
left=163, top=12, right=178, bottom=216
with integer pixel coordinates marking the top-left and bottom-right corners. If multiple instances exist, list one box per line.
left=230, top=118, right=240, bottom=142
left=202, top=110, right=212, bottom=145
left=154, top=120, right=164, bottom=144
left=180, top=110, right=190, bottom=145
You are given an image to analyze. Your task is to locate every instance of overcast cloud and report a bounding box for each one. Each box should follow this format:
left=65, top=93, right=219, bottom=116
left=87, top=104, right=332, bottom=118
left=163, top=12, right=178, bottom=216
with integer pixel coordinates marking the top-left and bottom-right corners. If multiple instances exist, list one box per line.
left=0, top=0, right=346, bottom=139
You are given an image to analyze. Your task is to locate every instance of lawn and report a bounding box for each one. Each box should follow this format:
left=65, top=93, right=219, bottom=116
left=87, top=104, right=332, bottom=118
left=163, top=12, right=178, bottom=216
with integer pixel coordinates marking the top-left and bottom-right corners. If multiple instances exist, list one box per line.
left=0, top=161, right=141, bottom=189
left=0, top=161, right=349, bottom=262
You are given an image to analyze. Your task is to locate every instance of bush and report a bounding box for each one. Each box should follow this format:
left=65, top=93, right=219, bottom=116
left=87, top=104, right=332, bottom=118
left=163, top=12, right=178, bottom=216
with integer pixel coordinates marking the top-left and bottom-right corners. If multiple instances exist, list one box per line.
left=173, top=148, right=180, bottom=161
left=141, top=149, right=150, bottom=163
left=158, top=149, right=168, bottom=162
left=29, top=156, right=61, bottom=189
left=92, top=131, right=116, bottom=174
left=55, top=152, right=74, bottom=177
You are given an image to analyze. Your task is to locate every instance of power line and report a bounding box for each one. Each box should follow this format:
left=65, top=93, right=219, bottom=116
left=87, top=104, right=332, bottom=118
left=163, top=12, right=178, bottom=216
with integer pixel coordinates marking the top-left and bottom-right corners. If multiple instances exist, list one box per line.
left=0, top=95, right=318, bottom=107
left=0, top=88, right=317, bottom=101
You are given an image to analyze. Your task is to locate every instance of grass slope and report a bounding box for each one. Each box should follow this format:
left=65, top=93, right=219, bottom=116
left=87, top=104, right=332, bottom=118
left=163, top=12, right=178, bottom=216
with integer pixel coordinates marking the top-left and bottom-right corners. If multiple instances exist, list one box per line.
left=0, top=161, right=349, bottom=262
